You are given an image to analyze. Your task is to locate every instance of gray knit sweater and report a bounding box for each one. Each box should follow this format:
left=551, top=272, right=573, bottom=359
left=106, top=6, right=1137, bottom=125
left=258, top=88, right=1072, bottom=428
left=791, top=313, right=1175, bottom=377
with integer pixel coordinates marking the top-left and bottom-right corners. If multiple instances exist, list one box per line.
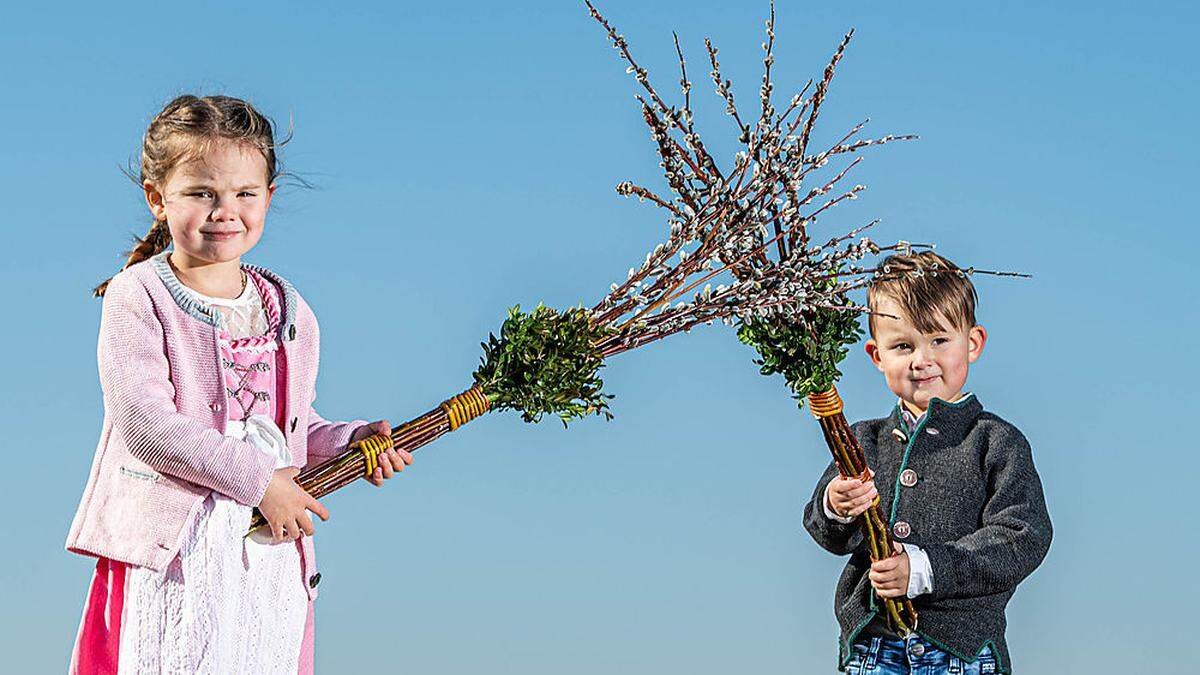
left=802, top=394, right=1052, bottom=674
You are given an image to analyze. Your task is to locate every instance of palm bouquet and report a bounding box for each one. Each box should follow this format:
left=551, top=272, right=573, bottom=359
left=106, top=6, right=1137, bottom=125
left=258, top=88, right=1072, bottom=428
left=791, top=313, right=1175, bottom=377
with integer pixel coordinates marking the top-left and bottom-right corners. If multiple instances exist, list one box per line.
left=251, top=8, right=921, bottom=631
left=585, top=0, right=926, bottom=631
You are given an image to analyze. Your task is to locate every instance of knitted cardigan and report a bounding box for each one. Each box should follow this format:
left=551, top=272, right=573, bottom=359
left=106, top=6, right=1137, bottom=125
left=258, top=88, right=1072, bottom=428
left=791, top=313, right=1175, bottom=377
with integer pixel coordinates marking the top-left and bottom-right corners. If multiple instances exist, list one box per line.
left=802, top=395, right=1052, bottom=674
left=66, top=252, right=368, bottom=599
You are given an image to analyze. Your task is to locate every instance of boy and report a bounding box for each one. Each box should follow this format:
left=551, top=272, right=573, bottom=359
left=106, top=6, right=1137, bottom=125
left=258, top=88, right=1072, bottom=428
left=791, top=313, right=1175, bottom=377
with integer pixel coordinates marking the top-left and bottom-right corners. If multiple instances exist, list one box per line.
left=803, top=251, right=1052, bottom=674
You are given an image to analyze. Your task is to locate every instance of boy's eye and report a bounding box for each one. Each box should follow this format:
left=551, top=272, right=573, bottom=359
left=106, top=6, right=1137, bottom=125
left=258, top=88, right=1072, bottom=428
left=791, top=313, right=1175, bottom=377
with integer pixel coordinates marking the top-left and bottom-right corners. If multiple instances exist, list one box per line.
left=238, top=191, right=256, bottom=197
left=190, top=191, right=213, bottom=199
left=893, top=343, right=911, bottom=351
left=932, top=337, right=949, bottom=346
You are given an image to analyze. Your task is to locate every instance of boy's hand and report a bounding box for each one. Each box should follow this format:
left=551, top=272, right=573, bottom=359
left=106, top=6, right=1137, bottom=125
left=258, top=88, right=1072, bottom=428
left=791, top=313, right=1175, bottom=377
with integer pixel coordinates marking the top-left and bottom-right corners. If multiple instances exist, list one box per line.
left=827, top=469, right=878, bottom=519
left=349, top=420, right=414, bottom=487
left=869, top=542, right=911, bottom=599
left=259, top=467, right=329, bottom=543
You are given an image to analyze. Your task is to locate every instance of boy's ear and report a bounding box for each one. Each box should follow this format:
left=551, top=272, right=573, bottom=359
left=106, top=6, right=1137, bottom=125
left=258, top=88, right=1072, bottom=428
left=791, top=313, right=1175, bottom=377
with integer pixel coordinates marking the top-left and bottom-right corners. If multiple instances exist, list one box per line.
left=143, top=180, right=166, bottom=220
left=864, top=339, right=884, bottom=371
left=967, top=325, right=988, bottom=363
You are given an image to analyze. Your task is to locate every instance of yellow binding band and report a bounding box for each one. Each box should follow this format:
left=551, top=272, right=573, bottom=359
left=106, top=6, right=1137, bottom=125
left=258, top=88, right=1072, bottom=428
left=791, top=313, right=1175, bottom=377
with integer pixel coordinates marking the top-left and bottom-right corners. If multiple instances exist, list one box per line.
left=440, top=386, right=491, bottom=432
left=350, top=433, right=394, bottom=478
left=807, top=387, right=844, bottom=418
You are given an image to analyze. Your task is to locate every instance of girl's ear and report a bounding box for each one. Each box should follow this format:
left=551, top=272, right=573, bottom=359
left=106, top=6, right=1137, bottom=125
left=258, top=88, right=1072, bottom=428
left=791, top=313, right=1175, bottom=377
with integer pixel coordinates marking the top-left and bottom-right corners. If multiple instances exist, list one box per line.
left=266, top=182, right=277, bottom=208
left=144, top=180, right=166, bottom=220
left=864, top=339, right=884, bottom=371
left=967, top=325, right=988, bottom=363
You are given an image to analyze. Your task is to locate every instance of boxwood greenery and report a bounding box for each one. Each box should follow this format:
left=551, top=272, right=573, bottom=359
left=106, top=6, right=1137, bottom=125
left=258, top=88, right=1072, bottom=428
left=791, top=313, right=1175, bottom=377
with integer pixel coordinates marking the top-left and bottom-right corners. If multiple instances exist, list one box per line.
left=473, top=304, right=615, bottom=426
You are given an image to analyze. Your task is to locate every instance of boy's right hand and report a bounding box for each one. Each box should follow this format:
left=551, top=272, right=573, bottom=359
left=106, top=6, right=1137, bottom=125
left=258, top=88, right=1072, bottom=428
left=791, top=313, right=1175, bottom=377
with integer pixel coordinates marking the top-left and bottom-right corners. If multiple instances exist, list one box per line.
left=258, top=467, right=329, bottom=543
left=826, top=470, right=878, bottom=519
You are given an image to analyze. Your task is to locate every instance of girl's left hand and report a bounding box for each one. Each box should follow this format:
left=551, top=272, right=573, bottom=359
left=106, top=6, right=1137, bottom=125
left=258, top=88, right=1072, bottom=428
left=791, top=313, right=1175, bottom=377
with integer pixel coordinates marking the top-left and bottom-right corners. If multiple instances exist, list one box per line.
left=349, top=420, right=414, bottom=486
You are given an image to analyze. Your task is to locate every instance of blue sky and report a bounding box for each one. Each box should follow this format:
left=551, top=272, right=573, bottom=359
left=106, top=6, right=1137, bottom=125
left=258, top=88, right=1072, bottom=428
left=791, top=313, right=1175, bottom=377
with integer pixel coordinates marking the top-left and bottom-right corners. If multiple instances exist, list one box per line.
left=1, top=1, right=1196, bottom=672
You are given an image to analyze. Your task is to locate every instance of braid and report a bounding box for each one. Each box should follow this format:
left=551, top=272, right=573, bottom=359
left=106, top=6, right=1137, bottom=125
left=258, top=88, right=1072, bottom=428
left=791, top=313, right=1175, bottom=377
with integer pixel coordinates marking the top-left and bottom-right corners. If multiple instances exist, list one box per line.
left=91, top=220, right=172, bottom=298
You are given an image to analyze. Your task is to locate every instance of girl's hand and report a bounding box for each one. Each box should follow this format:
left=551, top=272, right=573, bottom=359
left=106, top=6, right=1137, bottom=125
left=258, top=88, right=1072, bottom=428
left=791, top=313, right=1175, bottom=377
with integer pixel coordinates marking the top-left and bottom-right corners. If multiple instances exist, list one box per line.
left=259, top=467, right=329, bottom=543
left=827, top=469, right=877, bottom=518
left=869, top=542, right=911, bottom=599
left=349, top=420, right=414, bottom=487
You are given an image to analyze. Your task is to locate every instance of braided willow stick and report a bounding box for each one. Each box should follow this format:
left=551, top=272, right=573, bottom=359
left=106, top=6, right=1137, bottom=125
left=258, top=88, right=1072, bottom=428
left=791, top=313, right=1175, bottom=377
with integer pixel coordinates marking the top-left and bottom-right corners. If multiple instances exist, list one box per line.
left=807, top=387, right=917, bottom=635
left=248, top=386, right=490, bottom=534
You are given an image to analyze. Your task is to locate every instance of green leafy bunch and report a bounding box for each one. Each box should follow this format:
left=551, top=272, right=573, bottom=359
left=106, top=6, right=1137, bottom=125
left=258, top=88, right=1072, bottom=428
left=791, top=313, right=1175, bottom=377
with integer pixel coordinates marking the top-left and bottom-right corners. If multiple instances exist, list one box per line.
left=473, top=304, right=616, bottom=426
left=737, top=298, right=864, bottom=408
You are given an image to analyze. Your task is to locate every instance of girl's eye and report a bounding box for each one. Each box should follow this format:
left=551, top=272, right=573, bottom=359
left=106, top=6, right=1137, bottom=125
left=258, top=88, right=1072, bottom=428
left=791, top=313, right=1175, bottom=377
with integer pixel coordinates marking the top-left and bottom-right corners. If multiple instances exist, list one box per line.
left=933, top=337, right=949, bottom=346
left=893, top=343, right=911, bottom=351
left=190, top=191, right=213, bottom=199
left=238, top=192, right=256, bottom=197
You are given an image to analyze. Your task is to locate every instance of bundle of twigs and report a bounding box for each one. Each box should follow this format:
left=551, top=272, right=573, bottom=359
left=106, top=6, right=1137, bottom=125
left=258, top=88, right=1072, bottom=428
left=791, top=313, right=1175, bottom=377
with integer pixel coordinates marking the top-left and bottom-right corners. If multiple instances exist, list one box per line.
left=249, top=2, right=918, bottom=545
left=586, top=0, right=926, bottom=631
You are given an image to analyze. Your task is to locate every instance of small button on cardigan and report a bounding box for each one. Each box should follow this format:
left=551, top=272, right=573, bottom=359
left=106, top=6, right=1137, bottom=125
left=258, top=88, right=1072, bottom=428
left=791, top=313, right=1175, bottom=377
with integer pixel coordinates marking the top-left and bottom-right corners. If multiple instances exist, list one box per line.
left=66, top=252, right=368, bottom=598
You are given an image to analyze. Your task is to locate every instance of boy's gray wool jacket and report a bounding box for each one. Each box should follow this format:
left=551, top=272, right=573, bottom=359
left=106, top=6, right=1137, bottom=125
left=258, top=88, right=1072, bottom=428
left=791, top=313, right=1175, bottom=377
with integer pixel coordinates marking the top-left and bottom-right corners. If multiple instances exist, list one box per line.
left=803, top=394, right=1052, bottom=674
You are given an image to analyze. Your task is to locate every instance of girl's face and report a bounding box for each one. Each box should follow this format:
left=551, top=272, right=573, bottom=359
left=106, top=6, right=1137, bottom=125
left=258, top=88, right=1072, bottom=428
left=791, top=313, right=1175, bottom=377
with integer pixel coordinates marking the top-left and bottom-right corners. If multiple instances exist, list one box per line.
left=145, top=140, right=275, bottom=266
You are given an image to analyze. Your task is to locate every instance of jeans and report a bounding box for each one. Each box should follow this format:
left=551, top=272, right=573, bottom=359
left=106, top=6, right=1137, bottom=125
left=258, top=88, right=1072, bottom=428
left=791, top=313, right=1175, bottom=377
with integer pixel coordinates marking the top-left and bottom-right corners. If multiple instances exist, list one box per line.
left=843, top=635, right=998, bottom=674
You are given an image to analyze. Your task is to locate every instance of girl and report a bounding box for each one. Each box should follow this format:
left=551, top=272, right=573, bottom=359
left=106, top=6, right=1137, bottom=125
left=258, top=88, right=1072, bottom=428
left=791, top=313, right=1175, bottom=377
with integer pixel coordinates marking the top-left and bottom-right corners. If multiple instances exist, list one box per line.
left=66, top=94, right=413, bottom=674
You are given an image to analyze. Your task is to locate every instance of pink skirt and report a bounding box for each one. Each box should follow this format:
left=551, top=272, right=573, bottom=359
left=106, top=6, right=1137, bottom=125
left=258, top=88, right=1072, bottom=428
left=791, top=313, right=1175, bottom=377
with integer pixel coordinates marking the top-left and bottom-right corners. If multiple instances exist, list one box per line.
left=69, top=557, right=315, bottom=674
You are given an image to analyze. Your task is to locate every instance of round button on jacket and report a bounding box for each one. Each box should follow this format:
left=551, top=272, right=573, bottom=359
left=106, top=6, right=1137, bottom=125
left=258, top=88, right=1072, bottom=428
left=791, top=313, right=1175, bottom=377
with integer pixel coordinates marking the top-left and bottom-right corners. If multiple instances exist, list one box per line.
left=899, top=469, right=918, bottom=487
left=909, top=642, right=926, bottom=657
left=308, top=573, right=321, bottom=588
left=893, top=521, right=911, bottom=539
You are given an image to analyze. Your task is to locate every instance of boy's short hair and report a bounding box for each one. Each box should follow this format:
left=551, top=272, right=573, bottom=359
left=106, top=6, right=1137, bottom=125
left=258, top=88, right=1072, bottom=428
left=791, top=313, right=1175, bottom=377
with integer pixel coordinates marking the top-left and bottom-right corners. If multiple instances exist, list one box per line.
left=867, top=251, right=978, bottom=337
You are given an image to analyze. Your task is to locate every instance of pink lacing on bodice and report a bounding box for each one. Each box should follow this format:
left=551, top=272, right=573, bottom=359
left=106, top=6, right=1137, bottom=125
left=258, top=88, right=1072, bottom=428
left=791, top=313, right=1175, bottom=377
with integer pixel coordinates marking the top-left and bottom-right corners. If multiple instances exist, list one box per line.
left=219, top=270, right=284, bottom=424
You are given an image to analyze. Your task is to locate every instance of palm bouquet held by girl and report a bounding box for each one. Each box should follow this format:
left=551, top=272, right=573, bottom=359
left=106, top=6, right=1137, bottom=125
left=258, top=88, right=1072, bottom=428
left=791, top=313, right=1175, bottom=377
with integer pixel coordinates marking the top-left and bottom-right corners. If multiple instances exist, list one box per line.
left=266, top=0, right=926, bottom=532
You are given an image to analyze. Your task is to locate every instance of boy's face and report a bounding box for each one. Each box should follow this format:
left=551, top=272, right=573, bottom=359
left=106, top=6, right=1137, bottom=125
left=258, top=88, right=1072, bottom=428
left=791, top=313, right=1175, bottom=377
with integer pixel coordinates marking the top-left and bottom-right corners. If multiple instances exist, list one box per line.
left=864, top=295, right=987, bottom=415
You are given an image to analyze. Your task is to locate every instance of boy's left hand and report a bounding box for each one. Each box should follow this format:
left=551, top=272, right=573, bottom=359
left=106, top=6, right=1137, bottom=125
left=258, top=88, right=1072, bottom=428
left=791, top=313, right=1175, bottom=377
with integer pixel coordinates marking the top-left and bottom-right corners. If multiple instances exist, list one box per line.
left=868, top=542, right=910, bottom=599
left=349, top=420, right=414, bottom=486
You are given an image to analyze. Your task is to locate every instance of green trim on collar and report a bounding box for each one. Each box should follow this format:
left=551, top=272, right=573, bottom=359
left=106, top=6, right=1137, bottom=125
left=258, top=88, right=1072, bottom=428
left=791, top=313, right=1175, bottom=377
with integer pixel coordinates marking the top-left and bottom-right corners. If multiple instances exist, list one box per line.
left=889, top=412, right=928, bottom=525
left=888, top=393, right=980, bottom=523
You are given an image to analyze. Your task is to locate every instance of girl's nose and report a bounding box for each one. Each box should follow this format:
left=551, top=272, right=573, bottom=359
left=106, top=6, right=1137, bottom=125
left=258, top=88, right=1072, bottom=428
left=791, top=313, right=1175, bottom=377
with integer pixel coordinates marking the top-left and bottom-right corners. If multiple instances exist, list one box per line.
left=210, top=197, right=237, bottom=221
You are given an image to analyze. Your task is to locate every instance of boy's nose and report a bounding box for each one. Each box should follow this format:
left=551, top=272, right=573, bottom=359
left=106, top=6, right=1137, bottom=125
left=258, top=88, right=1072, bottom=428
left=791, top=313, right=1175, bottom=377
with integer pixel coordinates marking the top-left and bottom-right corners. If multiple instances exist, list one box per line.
left=911, top=349, right=935, bottom=369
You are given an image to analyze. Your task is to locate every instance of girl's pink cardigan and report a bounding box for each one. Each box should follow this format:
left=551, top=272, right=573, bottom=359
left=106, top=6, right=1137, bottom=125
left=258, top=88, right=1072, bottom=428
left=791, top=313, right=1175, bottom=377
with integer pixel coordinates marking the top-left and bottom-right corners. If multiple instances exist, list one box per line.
left=66, top=252, right=367, bottom=599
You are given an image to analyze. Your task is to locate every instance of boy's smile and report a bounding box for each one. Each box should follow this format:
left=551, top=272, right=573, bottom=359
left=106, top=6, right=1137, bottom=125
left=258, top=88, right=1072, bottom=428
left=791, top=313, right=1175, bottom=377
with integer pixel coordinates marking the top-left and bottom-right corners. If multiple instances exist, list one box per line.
left=864, top=296, right=987, bottom=416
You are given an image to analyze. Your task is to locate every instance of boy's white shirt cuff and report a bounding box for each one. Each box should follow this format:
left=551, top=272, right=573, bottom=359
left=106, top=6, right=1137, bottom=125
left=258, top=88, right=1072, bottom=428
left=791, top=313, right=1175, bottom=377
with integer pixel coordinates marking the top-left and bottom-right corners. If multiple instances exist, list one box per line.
left=901, top=543, right=934, bottom=598
left=822, top=481, right=856, bottom=524
left=821, top=481, right=934, bottom=597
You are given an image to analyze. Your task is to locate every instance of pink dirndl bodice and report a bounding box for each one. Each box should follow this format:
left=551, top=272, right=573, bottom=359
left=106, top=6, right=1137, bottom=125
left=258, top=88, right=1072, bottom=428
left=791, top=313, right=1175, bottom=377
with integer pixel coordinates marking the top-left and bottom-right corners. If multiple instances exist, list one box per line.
left=71, top=268, right=315, bottom=675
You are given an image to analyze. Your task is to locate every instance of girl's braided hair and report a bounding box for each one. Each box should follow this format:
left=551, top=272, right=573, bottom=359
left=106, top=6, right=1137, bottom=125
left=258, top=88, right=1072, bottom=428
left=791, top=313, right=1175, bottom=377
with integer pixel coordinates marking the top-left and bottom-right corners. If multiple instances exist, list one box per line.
left=92, top=94, right=286, bottom=297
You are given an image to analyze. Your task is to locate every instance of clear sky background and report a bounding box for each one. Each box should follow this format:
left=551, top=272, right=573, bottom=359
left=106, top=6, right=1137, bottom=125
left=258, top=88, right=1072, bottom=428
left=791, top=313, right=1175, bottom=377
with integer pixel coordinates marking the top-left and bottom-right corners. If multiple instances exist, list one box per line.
left=2, top=1, right=1196, bottom=672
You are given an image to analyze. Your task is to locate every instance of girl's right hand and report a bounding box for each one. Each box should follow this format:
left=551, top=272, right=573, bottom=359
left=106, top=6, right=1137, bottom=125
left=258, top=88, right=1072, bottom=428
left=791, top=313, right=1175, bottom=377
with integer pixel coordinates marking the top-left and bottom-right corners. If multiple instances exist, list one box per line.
left=258, top=467, right=329, bottom=542
left=827, top=470, right=878, bottom=519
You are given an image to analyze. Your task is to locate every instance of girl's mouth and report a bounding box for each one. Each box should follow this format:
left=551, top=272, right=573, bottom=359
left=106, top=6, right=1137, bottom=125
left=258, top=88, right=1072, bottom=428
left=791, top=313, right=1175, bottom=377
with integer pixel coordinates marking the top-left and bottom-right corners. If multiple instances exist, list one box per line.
left=201, top=231, right=240, bottom=241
